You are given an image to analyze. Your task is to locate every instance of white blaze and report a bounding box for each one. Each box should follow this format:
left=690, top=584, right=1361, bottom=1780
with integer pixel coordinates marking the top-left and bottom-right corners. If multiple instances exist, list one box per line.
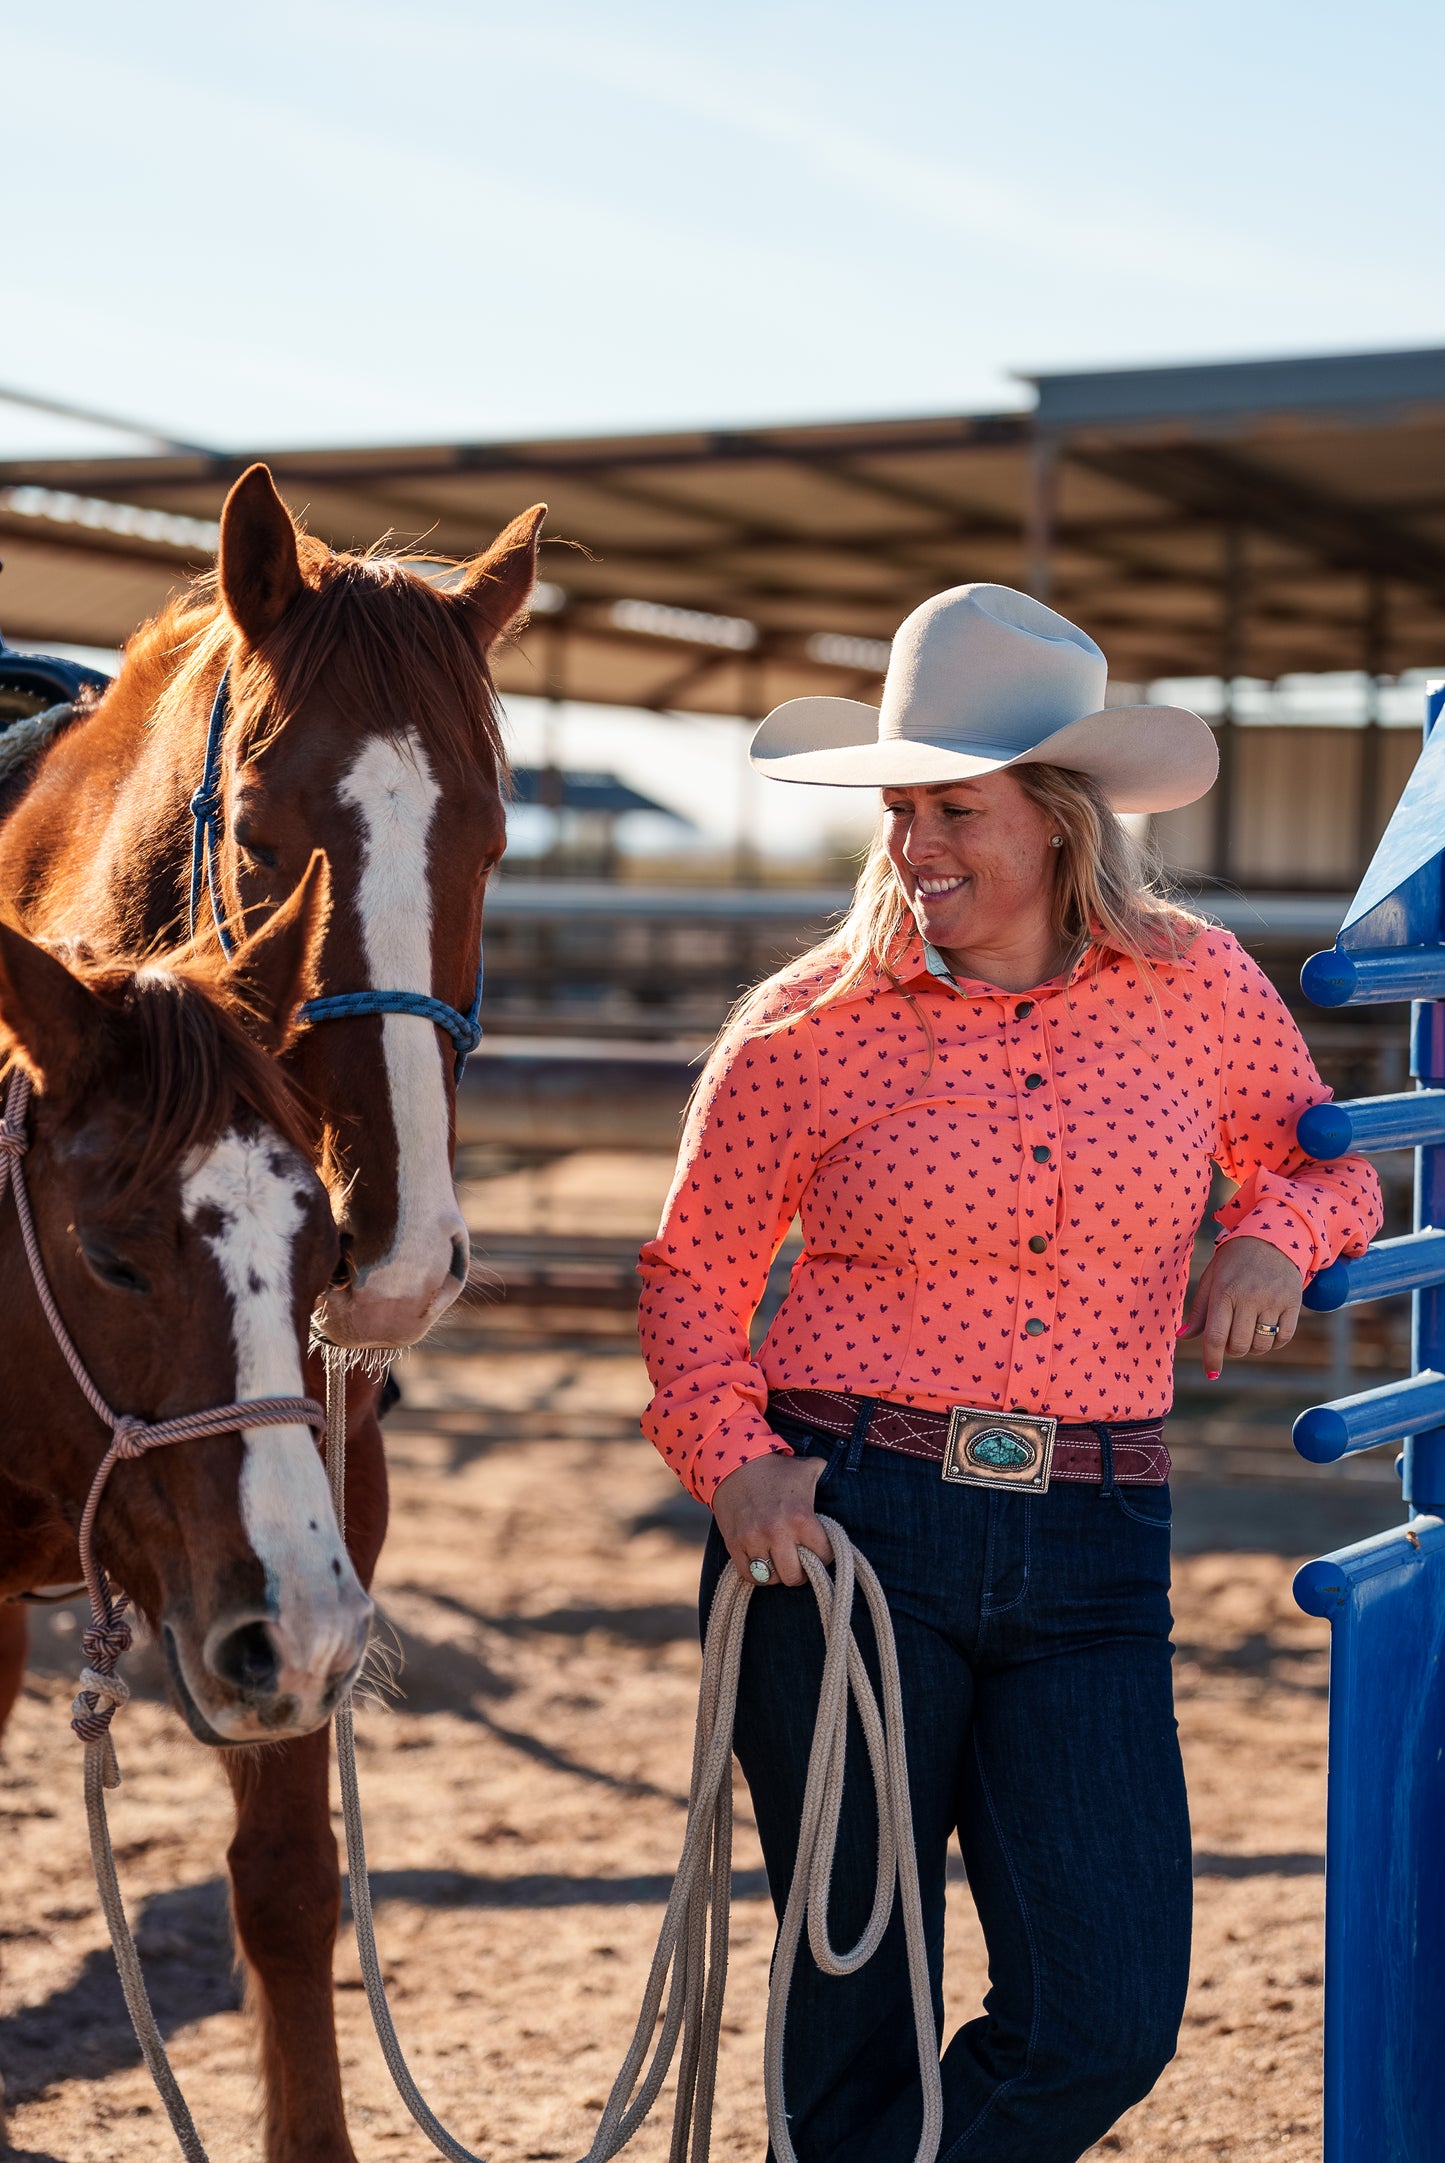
left=181, top=1130, right=363, bottom=1664
left=336, top=732, right=465, bottom=1332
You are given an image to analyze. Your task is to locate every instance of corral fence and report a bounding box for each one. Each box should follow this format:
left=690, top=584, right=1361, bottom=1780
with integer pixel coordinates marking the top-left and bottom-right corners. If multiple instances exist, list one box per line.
left=1289, top=678, right=1445, bottom=2163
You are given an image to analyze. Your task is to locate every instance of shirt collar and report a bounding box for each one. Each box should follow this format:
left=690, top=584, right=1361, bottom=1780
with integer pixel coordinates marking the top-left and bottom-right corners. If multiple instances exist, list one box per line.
left=835, top=918, right=1195, bottom=1009
left=920, top=939, right=1075, bottom=1000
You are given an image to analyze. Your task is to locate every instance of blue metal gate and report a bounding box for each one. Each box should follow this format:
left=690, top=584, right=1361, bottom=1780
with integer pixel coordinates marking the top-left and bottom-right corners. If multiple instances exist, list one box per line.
left=1290, top=678, right=1445, bottom=2161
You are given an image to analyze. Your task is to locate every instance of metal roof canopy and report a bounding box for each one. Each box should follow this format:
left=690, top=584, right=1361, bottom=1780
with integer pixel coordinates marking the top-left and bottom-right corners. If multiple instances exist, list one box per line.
left=2, top=343, right=1443, bottom=714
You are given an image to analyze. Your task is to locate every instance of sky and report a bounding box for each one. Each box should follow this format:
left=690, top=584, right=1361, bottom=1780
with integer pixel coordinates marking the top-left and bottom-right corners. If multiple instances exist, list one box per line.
left=6, top=0, right=1443, bottom=852
left=6, top=0, right=1442, bottom=453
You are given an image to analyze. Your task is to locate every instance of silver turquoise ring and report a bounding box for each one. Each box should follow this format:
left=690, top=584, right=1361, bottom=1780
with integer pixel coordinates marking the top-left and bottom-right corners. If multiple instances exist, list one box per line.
left=748, top=1556, right=774, bottom=1585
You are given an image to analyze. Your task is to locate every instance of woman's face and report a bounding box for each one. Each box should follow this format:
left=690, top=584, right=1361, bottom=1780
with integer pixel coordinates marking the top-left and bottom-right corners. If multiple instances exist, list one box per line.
left=881, top=770, right=1058, bottom=959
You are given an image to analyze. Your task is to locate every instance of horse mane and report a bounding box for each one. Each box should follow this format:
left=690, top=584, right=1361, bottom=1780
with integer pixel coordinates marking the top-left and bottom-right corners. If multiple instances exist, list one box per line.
left=50, top=957, right=320, bottom=1210
left=130, top=538, right=510, bottom=780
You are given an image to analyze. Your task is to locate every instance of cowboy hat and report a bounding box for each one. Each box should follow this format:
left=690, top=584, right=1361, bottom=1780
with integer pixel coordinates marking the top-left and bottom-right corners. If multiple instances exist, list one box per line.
left=750, top=584, right=1217, bottom=814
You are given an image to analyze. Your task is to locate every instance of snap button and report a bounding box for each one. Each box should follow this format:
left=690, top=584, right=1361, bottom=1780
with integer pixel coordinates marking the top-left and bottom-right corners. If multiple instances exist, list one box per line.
left=1032, top=1145, right=1052, bottom=1163
left=1015, top=1000, right=1034, bottom=1019
left=1024, top=1073, right=1045, bottom=1090
left=1024, top=1316, right=1047, bottom=1336
left=1028, top=1234, right=1049, bottom=1253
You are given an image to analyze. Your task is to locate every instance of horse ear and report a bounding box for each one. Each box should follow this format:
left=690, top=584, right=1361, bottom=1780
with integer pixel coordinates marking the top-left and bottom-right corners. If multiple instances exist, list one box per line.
left=450, top=503, right=548, bottom=650
left=0, top=921, right=106, bottom=1092
left=219, top=464, right=305, bottom=646
left=228, top=851, right=331, bottom=1054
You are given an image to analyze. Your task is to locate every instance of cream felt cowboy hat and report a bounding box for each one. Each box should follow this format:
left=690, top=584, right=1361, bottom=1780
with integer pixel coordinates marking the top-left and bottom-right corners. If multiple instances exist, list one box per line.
left=751, top=583, right=1217, bottom=814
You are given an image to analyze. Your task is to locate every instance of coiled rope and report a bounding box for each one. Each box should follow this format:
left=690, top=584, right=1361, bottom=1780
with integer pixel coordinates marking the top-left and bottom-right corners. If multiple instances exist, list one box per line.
left=323, top=1345, right=942, bottom=2163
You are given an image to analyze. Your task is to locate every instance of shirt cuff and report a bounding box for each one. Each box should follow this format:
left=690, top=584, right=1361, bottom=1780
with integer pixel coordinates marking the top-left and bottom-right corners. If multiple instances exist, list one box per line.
left=1214, top=1190, right=1322, bottom=1281
left=640, top=1374, right=794, bottom=1506
left=687, top=1422, right=795, bottom=1508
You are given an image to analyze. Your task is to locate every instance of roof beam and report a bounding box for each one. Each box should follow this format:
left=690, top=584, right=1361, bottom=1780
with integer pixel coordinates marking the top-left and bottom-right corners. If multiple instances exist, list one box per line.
left=1067, top=440, right=1445, bottom=600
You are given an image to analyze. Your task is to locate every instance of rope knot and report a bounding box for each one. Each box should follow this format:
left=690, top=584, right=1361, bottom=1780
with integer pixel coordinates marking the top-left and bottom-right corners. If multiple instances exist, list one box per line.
left=0, top=1116, right=28, bottom=1159
left=71, top=1611, right=134, bottom=1741
left=188, top=783, right=219, bottom=825
left=82, top=1611, right=134, bottom=1667
left=110, top=1416, right=152, bottom=1460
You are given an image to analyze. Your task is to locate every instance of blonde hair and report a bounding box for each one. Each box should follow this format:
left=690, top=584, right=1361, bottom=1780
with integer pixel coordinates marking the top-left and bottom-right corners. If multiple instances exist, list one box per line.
left=740, top=764, right=1200, bottom=1039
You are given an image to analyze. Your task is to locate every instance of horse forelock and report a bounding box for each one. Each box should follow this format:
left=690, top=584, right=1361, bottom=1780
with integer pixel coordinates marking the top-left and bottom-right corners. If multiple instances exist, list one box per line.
left=133, top=544, right=509, bottom=786
left=48, top=961, right=318, bottom=1212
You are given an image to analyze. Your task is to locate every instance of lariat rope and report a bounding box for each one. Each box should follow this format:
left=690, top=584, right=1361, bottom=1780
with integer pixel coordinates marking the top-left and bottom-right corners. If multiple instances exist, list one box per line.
left=0, top=1065, right=323, bottom=2163
left=323, top=1345, right=942, bottom=2163
left=188, top=668, right=484, bottom=1076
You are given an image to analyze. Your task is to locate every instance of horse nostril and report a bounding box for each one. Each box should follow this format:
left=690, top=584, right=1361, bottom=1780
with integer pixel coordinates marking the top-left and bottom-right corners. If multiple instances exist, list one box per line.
left=331, top=1231, right=356, bottom=1289
left=210, top=1620, right=281, bottom=1697
left=449, top=1231, right=469, bottom=1282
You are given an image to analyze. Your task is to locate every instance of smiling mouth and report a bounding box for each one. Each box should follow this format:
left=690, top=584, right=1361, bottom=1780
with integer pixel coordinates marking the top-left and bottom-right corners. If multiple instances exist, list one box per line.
left=914, top=875, right=970, bottom=899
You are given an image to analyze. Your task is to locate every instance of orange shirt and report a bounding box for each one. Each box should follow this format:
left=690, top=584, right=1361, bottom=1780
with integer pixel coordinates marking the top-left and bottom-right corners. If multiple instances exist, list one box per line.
left=638, top=925, right=1381, bottom=1503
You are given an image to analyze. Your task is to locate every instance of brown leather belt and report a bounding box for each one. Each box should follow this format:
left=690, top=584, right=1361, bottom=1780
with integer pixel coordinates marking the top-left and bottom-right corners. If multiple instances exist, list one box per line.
left=767, top=1388, right=1169, bottom=1487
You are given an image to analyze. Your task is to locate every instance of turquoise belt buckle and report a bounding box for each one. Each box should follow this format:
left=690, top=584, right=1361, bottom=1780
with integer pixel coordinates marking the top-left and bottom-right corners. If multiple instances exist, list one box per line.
left=942, top=1405, right=1057, bottom=1494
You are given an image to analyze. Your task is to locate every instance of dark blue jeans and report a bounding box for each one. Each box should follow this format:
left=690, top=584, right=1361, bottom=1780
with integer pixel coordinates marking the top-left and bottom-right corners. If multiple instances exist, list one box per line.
left=700, top=1418, right=1192, bottom=2163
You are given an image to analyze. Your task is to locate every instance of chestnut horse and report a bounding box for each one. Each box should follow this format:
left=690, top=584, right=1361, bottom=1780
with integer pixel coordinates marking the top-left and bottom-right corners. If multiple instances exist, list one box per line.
left=0, top=864, right=371, bottom=1738
left=0, top=471, right=541, bottom=2159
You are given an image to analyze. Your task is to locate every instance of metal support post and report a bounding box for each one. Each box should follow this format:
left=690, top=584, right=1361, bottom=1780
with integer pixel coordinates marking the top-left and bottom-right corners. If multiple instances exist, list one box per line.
left=1026, top=439, right=1057, bottom=604
left=1356, top=580, right=1389, bottom=876
left=1213, top=526, right=1246, bottom=884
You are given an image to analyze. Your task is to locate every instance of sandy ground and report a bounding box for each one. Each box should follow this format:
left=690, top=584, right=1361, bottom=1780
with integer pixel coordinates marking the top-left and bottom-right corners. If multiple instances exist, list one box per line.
left=0, top=1152, right=1335, bottom=2162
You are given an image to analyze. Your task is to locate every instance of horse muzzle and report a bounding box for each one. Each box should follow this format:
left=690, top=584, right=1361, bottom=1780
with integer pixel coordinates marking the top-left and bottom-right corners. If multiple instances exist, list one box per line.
left=164, top=1582, right=374, bottom=1746
left=315, top=1219, right=470, bottom=1350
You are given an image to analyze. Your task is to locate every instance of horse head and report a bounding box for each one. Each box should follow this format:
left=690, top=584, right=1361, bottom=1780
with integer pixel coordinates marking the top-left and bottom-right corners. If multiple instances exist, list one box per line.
left=197, top=465, right=542, bottom=1350
left=0, top=858, right=373, bottom=1743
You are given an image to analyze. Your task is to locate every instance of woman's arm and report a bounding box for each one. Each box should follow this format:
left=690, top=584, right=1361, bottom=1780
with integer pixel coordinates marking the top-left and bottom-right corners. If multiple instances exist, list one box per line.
left=1188, top=936, right=1383, bottom=1375
left=638, top=1013, right=823, bottom=1506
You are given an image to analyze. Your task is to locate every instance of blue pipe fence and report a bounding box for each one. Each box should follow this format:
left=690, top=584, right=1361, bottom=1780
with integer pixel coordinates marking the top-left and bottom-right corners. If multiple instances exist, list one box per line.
left=1290, top=677, right=1445, bottom=2163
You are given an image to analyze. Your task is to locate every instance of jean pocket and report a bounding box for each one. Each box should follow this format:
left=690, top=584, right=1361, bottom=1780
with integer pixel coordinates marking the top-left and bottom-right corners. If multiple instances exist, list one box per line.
left=766, top=1415, right=841, bottom=1488
left=1112, top=1484, right=1173, bottom=1531
left=807, top=1439, right=843, bottom=1492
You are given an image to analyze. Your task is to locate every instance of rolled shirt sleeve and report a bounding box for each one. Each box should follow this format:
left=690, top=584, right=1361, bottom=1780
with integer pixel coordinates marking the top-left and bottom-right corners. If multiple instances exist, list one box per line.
left=638, top=1010, right=822, bottom=1503
left=1211, top=939, right=1382, bottom=1279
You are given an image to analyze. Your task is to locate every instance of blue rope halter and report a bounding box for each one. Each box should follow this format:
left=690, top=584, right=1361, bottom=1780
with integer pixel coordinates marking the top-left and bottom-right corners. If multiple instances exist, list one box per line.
left=188, top=668, right=484, bottom=1080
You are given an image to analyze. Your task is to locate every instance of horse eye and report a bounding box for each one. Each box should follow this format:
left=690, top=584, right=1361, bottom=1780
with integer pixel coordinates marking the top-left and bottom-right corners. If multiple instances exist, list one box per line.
left=237, top=836, right=278, bottom=869
left=81, top=1242, right=150, bottom=1295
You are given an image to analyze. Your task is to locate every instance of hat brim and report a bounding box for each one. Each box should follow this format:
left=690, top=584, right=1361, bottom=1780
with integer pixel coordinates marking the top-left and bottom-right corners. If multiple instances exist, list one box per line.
left=748, top=697, right=1218, bottom=815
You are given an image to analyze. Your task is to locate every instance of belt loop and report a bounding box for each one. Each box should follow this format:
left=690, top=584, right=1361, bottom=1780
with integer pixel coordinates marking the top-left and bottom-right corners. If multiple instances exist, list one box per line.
left=845, top=1396, right=875, bottom=1473
left=1095, top=1422, right=1116, bottom=1497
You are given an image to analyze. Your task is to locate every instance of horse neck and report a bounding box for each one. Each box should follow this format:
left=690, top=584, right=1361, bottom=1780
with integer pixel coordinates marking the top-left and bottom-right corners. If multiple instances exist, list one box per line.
left=0, top=667, right=211, bottom=954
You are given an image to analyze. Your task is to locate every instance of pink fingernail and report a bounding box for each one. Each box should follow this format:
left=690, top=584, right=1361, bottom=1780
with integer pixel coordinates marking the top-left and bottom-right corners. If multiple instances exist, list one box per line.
left=1206, top=1369, right=1221, bottom=1381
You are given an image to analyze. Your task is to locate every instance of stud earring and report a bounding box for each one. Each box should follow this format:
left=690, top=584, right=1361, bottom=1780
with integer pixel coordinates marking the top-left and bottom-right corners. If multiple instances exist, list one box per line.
left=1049, top=835, right=1064, bottom=848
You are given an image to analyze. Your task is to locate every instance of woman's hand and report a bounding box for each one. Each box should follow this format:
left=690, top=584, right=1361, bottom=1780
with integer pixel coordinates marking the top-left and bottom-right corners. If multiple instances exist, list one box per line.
left=711, top=1452, right=834, bottom=1587
left=1179, top=1235, right=1304, bottom=1378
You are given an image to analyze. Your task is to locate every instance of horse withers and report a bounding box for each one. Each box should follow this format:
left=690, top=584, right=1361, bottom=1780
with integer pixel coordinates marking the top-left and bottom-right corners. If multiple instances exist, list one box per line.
left=0, top=857, right=371, bottom=1745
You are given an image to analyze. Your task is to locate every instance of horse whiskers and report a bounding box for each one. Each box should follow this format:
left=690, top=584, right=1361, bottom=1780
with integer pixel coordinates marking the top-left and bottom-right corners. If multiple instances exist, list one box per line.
left=350, top=1616, right=403, bottom=1710
left=464, top=1259, right=504, bottom=1303
left=309, top=1337, right=396, bottom=1383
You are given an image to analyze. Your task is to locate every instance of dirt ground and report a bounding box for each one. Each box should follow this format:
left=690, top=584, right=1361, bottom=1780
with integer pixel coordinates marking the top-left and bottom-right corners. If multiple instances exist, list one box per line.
left=0, top=1153, right=1334, bottom=2162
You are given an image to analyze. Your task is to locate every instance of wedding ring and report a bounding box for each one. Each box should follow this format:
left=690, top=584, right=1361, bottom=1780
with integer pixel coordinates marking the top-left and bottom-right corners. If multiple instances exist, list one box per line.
left=748, top=1556, right=774, bottom=1585
left=1254, top=1323, right=1280, bottom=1338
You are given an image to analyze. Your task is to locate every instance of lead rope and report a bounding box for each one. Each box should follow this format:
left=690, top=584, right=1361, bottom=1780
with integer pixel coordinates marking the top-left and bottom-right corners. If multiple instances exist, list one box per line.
left=323, top=1345, right=942, bottom=2163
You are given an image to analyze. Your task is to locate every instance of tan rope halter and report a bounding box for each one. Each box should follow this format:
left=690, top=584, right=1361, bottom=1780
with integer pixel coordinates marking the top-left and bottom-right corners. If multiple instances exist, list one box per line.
left=0, top=1065, right=325, bottom=1746
left=1, top=1063, right=329, bottom=2163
